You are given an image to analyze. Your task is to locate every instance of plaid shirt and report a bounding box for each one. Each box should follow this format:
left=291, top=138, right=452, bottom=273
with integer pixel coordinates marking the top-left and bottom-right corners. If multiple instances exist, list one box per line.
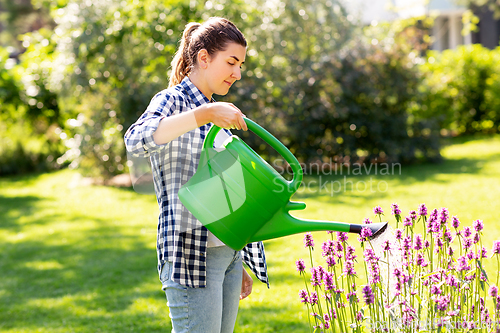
left=124, top=77, right=269, bottom=288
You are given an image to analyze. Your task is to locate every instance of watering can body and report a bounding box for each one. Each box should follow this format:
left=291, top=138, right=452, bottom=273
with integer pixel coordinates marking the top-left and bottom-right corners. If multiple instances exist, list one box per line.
left=178, top=118, right=386, bottom=251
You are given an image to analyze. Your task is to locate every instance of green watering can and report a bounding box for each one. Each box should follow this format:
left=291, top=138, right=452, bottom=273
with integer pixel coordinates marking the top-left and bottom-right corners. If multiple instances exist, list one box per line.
left=178, top=118, right=387, bottom=251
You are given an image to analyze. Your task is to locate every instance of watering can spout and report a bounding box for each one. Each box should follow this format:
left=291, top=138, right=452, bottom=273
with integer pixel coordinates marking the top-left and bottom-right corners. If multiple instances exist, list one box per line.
left=250, top=201, right=388, bottom=243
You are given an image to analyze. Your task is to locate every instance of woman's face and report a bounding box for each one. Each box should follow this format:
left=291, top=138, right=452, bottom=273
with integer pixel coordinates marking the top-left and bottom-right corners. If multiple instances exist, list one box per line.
left=203, top=42, right=246, bottom=97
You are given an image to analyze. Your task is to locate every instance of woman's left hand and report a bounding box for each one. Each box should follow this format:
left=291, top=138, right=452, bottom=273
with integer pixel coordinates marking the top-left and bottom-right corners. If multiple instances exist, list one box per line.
left=240, top=268, right=253, bottom=300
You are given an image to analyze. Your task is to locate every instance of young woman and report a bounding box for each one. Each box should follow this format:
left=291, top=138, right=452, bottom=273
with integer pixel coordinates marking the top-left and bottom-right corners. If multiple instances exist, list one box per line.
left=124, top=17, right=269, bottom=333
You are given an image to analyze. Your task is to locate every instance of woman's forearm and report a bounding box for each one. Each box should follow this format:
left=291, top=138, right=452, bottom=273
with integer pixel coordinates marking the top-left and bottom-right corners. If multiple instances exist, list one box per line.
left=152, top=104, right=212, bottom=145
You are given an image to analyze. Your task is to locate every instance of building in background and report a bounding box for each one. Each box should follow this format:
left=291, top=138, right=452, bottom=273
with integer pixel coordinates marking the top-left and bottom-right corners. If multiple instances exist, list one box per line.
left=343, top=0, right=500, bottom=51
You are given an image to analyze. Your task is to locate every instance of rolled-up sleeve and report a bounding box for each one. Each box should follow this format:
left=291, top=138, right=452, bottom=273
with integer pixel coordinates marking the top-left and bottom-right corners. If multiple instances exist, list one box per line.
left=124, top=91, right=180, bottom=157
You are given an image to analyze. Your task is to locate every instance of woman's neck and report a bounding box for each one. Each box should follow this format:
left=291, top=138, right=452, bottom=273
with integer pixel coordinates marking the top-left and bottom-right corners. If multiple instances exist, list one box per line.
left=188, top=71, right=212, bottom=100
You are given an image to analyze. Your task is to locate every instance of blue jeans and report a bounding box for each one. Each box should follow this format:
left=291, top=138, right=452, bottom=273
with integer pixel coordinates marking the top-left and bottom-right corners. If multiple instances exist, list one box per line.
left=160, top=246, right=243, bottom=333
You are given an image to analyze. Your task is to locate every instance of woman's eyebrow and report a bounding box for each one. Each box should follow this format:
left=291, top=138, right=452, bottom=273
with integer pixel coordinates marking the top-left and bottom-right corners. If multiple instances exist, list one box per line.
left=230, top=55, right=244, bottom=64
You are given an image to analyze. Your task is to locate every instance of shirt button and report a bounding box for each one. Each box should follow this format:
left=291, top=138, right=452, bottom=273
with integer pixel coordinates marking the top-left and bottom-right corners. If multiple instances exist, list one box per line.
left=200, top=252, right=205, bottom=256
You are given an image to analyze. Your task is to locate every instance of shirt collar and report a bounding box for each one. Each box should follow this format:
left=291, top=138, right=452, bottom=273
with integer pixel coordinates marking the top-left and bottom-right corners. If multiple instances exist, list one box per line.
left=180, top=77, right=215, bottom=106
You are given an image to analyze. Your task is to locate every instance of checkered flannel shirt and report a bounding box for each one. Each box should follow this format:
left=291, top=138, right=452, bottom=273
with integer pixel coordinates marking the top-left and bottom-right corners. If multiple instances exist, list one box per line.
left=124, top=77, right=269, bottom=288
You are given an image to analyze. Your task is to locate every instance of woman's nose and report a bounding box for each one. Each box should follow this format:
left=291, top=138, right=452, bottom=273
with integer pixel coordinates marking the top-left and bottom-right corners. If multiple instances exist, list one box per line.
left=232, top=67, right=242, bottom=80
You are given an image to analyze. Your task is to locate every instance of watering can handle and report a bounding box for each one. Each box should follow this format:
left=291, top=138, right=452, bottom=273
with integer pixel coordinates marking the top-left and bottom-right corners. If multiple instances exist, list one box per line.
left=204, top=118, right=303, bottom=192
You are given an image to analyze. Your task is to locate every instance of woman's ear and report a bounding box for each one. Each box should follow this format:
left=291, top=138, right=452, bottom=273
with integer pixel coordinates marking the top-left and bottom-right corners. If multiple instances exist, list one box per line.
left=197, top=49, right=210, bottom=69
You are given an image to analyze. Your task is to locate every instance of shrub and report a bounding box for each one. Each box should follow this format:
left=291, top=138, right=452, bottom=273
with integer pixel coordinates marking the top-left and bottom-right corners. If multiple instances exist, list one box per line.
left=416, top=45, right=500, bottom=135
left=0, top=46, right=64, bottom=175
left=228, top=13, right=441, bottom=166
left=15, top=0, right=442, bottom=178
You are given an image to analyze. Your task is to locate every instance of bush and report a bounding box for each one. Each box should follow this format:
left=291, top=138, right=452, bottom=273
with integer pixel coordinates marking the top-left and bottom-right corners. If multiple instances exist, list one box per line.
left=9, top=0, right=443, bottom=178
left=416, top=45, right=500, bottom=135
left=0, top=46, right=64, bottom=175
left=229, top=13, right=441, bottom=166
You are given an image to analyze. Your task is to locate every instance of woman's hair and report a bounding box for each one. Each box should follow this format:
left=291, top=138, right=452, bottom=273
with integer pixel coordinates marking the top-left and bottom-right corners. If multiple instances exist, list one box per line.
left=168, top=17, right=246, bottom=87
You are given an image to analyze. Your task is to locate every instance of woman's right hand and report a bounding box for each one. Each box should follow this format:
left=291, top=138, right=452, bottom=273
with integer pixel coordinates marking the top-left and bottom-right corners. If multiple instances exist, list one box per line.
left=198, top=102, right=248, bottom=131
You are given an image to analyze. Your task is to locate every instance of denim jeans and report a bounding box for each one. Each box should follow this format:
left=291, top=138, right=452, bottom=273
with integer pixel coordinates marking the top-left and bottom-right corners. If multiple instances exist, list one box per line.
left=160, top=246, right=243, bottom=333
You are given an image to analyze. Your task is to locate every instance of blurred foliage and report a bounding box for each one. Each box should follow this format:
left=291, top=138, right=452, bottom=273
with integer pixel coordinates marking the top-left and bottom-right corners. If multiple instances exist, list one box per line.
left=0, top=46, right=64, bottom=175
left=0, top=0, right=54, bottom=52
left=415, top=44, right=500, bottom=135
left=455, top=0, right=500, bottom=20
left=21, top=0, right=263, bottom=179
left=229, top=12, right=441, bottom=165
left=16, top=0, right=500, bottom=177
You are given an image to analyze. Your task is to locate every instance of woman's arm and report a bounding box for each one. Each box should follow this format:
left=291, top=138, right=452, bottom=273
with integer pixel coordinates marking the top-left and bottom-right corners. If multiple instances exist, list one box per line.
left=152, top=102, right=248, bottom=145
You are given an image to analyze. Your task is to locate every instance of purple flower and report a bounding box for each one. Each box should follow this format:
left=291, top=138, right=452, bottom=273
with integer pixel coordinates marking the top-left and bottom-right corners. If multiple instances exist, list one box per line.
left=464, top=238, right=472, bottom=250
left=373, top=206, right=384, bottom=215
left=426, top=219, right=434, bottom=233
left=403, top=216, right=413, bottom=227
left=395, top=228, right=403, bottom=240
left=391, top=203, right=401, bottom=215
left=367, top=264, right=381, bottom=284
left=452, top=216, right=460, bottom=228
left=360, top=227, right=373, bottom=240
left=473, top=232, right=480, bottom=244
left=430, top=208, right=439, bottom=221
left=321, top=240, right=335, bottom=257
left=430, top=285, right=442, bottom=295
left=335, top=241, right=343, bottom=254
left=403, top=236, right=412, bottom=251
left=364, top=249, right=378, bottom=262
left=418, top=203, right=428, bottom=216
left=310, top=267, right=322, bottom=287
left=346, top=245, right=357, bottom=261
left=414, top=234, right=423, bottom=251
left=465, top=273, right=476, bottom=281
left=324, top=272, right=335, bottom=291
left=362, top=285, right=375, bottom=305
left=299, top=289, right=309, bottom=303
left=480, top=246, right=487, bottom=258
left=337, top=232, right=348, bottom=243
left=467, top=250, right=476, bottom=260
left=464, top=226, right=472, bottom=238
left=415, top=253, right=427, bottom=267
left=473, top=219, right=484, bottom=233
left=489, top=285, right=499, bottom=298
left=492, top=240, right=500, bottom=255
left=424, top=240, right=430, bottom=249
left=304, top=232, right=314, bottom=248
left=439, top=208, right=449, bottom=225
left=457, top=255, right=471, bottom=272
left=435, top=295, right=450, bottom=312
left=447, top=274, right=458, bottom=288
left=363, top=218, right=372, bottom=224
left=382, top=240, right=391, bottom=251
left=436, top=237, right=444, bottom=249
left=343, top=260, right=356, bottom=276
left=310, top=291, right=318, bottom=305
left=326, top=255, right=336, bottom=267
left=296, top=259, right=306, bottom=273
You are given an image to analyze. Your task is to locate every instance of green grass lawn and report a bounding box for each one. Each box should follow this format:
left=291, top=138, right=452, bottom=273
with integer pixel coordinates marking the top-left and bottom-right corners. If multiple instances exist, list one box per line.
left=1, top=135, right=500, bottom=332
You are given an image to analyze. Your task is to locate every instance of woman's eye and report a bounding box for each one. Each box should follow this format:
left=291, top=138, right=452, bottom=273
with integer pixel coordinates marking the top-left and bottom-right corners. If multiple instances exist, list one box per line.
left=228, top=62, right=235, bottom=66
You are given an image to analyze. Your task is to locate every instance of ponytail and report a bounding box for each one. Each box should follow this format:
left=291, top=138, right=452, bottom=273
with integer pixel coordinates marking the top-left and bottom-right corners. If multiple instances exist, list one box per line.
left=169, top=22, right=201, bottom=87
left=168, top=17, right=246, bottom=88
